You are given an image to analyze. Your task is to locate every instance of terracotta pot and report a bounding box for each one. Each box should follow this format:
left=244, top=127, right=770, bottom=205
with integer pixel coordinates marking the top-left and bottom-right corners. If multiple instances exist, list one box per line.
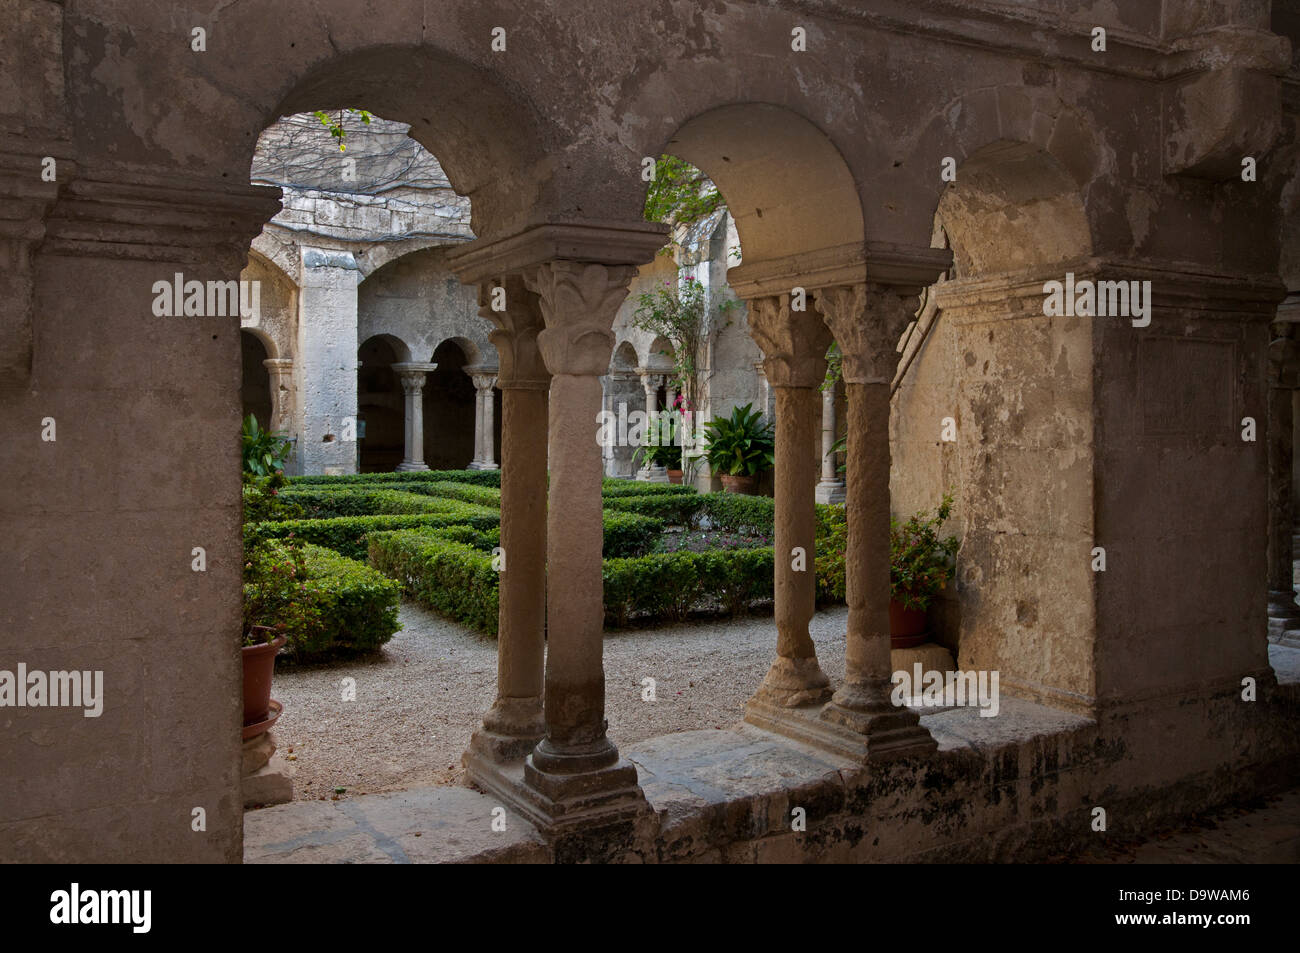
left=720, top=473, right=759, bottom=495
left=242, top=630, right=286, bottom=727
left=889, top=599, right=928, bottom=649
left=667, top=468, right=684, bottom=485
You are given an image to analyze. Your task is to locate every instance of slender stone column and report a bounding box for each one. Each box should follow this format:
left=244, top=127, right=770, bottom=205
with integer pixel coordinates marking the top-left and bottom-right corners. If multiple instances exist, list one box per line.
left=466, top=278, right=548, bottom=762
left=298, top=246, right=360, bottom=475
left=744, top=294, right=834, bottom=711
left=465, top=366, right=500, bottom=470
left=636, top=370, right=668, bottom=482
left=392, top=361, right=437, bottom=471
left=815, top=379, right=846, bottom=504
left=521, top=260, right=643, bottom=821
left=815, top=284, right=935, bottom=759
left=1267, top=320, right=1300, bottom=631
left=262, top=357, right=295, bottom=435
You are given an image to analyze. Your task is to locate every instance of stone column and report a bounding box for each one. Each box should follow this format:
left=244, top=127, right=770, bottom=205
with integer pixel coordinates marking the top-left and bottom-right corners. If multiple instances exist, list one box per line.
left=392, top=362, right=437, bottom=471
left=297, top=246, right=361, bottom=475
left=636, top=370, right=668, bottom=482
left=521, top=260, right=643, bottom=823
left=815, top=379, right=846, bottom=504
left=465, top=366, right=500, bottom=470
left=754, top=360, right=776, bottom=424
left=1267, top=320, right=1300, bottom=632
left=262, top=358, right=295, bottom=435
left=744, top=294, right=834, bottom=714
left=815, top=284, right=935, bottom=760
left=466, top=277, right=549, bottom=766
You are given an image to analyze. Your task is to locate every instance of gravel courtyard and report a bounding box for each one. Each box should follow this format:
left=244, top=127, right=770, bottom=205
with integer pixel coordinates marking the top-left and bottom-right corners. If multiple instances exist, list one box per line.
left=270, top=602, right=849, bottom=802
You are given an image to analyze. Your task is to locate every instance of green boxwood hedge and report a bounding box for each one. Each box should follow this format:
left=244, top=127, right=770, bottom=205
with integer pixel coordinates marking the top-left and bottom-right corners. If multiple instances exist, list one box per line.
left=289, top=469, right=502, bottom=488
left=601, top=492, right=705, bottom=527
left=246, top=505, right=504, bottom=561
left=599, top=480, right=699, bottom=498
left=396, top=480, right=502, bottom=508
left=278, top=544, right=403, bottom=660
left=277, top=487, right=468, bottom=519
left=369, top=529, right=500, bottom=634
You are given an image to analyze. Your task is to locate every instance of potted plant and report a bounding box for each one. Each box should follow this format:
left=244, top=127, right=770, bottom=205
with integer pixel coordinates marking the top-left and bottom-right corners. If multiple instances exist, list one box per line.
left=632, top=413, right=683, bottom=480
left=889, top=495, right=960, bottom=648
left=701, top=402, right=774, bottom=495
left=240, top=474, right=314, bottom=732
left=241, top=413, right=294, bottom=476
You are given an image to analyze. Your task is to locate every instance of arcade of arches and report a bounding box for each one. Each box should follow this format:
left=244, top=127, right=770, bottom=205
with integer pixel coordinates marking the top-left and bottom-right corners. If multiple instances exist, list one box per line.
left=4, top=0, right=1300, bottom=864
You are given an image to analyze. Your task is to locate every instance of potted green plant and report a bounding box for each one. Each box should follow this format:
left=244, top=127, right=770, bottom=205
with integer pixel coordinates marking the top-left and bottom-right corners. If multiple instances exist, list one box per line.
left=701, top=402, right=774, bottom=495
left=889, top=495, right=960, bottom=648
left=632, top=413, right=683, bottom=480
left=241, top=413, right=294, bottom=476
left=240, top=474, right=315, bottom=733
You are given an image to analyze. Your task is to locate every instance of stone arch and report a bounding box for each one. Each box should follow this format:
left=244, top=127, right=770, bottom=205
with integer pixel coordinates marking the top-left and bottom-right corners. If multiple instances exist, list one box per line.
left=242, top=249, right=298, bottom=362
left=425, top=339, right=480, bottom=470
left=653, top=102, right=865, bottom=265
left=936, top=140, right=1094, bottom=277
left=611, top=341, right=639, bottom=372
left=643, top=335, right=676, bottom=373
left=249, top=44, right=559, bottom=240
left=239, top=329, right=274, bottom=430
left=357, top=334, right=407, bottom=472
left=434, top=336, right=482, bottom=368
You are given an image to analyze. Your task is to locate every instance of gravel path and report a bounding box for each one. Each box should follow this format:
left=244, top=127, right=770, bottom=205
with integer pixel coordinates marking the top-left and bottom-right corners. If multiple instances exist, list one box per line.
left=270, top=602, right=848, bottom=802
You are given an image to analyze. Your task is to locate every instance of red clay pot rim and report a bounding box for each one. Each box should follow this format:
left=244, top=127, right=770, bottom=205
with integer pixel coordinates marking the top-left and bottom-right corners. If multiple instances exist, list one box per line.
left=242, top=699, right=282, bottom=740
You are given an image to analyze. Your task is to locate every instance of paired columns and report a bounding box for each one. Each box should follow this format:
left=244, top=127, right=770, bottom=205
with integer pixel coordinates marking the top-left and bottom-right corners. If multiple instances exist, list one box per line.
left=391, top=361, right=437, bottom=472
left=451, top=220, right=666, bottom=841
left=465, top=366, right=500, bottom=470
left=740, top=280, right=936, bottom=762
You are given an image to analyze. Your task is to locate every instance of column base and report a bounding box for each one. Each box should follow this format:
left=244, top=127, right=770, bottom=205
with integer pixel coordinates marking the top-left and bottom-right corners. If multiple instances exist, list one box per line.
left=814, top=480, right=846, bottom=505
left=749, top=655, right=833, bottom=709
left=745, top=696, right=937, bottom=764
left=636, top=466, right=669, bottom=483
left=466, top=738, right=648, bottom=842
left=395, top=461, right=430, bottom=472
left=1267, top=590, right=1300, bottom=624
left=466, top=461, right=501, bottom=471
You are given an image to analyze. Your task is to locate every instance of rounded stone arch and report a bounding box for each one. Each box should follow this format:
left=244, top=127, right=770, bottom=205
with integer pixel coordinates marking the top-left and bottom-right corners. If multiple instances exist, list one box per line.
left=911, top=87, right=1106, bottom=263
left=239, top=329, right=275, bottom=430
left=433, top=336, right=481, bottom=368
left=357, top=334, right=409, bottom=472
left=651, top=102, right=866, bottom=265
left=610, top=340, right=639, bottom=372
left=239, top=325, right=278, bottom=361
left=643, top=335, right=676, bottom=373
left=248, top=44, right=559, bottom=239
left=241, top=249, right=298, bottom=361
left=424, top=338, right=481, bottom=470
left=935, top=140, right=1094, bottom=277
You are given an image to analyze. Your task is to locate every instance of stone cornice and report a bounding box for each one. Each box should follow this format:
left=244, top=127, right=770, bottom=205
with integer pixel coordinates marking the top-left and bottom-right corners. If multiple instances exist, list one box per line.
left=933, top=258, right=1286, bottom=318
left=727, top=242, right=952, bottom=301
left=447, top=221, right=669, bottom=285
left=763, top=0, right=1290, bottom=82
left=41, top=173, right=282, bottom=266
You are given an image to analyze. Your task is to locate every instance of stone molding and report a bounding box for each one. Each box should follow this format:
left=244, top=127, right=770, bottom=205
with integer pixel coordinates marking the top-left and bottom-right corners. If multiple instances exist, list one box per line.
left=814, top=283, right=919, bottom=385
left=447, top=221, right=668, bottom=286
left=526, top=261, right=637, bottom=378
left=745, top=293, right=832, bottom=389
left=477, top=276, right=551, bottom=390
left=728, top=241, right=951, bottom=301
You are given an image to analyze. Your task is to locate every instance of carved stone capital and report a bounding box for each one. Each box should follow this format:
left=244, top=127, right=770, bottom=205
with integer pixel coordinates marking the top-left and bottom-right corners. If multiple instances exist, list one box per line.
left=478, top=276, right=551, bottom=390
left=392, top=361, right=437, bottom=395
left=526, top=261, right=636, bottom=378
left=746, top=293, right=832, bottom=388
left=814, top=283, right=919, bottom=385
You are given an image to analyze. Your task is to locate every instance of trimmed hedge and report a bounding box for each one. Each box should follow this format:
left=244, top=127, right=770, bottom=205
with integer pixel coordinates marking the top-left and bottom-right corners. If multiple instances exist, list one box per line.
left=289, top=469, right=502, bottom=488
left=599, top=480, right=699, bottom=499
left=246, top=506, right=503, bottom=561
left=279, top=544, right=402, bottom=660
left=602, top=492, right=704, bottom=527
left=277, top=487, right=467, bottom=519
left=369, top=529, right=500, bottom=634
left=600, top=511, right=664, bottom=558
left=397, top=480, right=502, bottom=508
left=698, top=493, right=776, bottom=534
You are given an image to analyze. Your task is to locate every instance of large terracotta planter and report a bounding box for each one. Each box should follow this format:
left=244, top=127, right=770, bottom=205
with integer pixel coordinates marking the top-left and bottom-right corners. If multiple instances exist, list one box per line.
left=889, top=599, right=928, bottom=649
left=720, top=473, right=759, bottom=495
left=667, top=468, right=684, bottom=485
left=242, top=630, right=286, bottom=727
